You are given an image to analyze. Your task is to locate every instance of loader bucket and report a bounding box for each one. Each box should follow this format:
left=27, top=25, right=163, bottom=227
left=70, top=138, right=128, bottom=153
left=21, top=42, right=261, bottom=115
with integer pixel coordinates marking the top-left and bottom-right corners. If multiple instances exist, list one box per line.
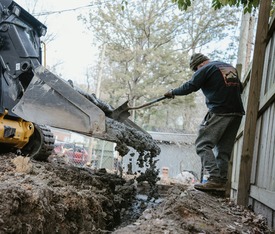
left=12, top=66, right=106, bottom=135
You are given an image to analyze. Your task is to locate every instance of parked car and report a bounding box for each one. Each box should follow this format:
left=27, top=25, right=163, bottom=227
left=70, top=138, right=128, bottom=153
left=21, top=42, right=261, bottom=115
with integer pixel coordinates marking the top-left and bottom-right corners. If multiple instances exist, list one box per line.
left=62, top=143, right=89, bottom=165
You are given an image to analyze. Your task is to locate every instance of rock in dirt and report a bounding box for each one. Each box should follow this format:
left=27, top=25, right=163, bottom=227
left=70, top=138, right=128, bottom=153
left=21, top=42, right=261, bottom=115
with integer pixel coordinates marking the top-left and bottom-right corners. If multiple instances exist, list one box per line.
left=11, top=156, right=33, bottom=173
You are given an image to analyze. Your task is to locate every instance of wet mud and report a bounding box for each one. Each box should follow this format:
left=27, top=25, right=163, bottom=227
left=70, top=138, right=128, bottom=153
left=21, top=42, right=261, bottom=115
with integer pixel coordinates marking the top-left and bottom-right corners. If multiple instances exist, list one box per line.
left=104, top=118, right=161, bottom=199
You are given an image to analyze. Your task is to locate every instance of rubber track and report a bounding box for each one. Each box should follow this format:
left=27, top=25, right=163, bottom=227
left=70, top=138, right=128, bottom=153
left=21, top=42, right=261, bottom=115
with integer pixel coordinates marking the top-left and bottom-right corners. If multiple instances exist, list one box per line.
left=32, top=125, right=55, bottom=161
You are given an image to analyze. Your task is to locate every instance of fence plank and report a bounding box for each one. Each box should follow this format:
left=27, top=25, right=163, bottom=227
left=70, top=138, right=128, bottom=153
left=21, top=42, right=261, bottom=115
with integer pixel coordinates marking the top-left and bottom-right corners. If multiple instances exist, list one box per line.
left=259, top=83, right=275, bottom=112
left=250, top=185, right=275, bottom=210
left=266, top=103, right=275, bottom=190
left=251, top=117, right=261, bottom=184
left=257, top=108, right=271, bottom=188
left=237, top=0, right=272, bottom=206
left=268, top=103, right=275, bottom=190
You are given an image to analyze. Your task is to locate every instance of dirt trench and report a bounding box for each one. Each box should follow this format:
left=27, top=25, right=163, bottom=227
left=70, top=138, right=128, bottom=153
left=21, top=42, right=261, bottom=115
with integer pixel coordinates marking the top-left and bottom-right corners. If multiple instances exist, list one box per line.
left=0, top=153, right=272, bottom=234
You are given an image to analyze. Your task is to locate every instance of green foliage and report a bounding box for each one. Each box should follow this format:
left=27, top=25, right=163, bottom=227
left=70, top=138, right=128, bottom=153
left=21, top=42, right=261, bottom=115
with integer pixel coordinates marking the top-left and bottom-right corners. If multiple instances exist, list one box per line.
left=272, top=1, right=275, bottom=14
left=212, top=0, right=260, bottom=13
left=173, top=0, right=262, bottom=13
left=171, top=0, right=191, bottom=10
left=121, top=0, right=128, bottom=11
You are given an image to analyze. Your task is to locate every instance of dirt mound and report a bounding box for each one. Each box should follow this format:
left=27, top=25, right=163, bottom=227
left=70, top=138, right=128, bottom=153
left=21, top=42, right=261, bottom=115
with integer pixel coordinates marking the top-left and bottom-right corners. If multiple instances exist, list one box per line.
left=113, top=185, right=270, bottom=233
left=0, top=153, right=271, bottom=234
left=0, top=153, right=136, bottom=233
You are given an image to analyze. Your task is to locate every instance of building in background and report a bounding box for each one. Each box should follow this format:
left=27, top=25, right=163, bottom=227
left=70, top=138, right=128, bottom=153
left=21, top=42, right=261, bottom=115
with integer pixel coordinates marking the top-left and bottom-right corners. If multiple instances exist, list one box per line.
left=122, top=132, right=201, bottom=180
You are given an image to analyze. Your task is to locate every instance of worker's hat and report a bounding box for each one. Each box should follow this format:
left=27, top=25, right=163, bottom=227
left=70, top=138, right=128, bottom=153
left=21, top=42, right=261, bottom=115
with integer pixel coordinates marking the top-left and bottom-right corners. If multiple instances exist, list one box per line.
left=189, top=53, right=209, bottom=72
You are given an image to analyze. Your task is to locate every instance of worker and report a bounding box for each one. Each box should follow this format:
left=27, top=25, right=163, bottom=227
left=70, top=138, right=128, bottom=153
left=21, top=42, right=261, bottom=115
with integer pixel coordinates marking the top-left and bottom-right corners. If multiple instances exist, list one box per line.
left=164, top=53, right=245, bottom=192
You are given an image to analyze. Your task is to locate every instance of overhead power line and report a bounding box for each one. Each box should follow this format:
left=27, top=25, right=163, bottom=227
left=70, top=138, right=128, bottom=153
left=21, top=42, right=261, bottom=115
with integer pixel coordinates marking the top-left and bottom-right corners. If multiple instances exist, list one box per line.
left=33, top=4, right=93, bottom=16
left=31, top=0, right=137, bottom=17
left=32, top=0, right=129, bottom=17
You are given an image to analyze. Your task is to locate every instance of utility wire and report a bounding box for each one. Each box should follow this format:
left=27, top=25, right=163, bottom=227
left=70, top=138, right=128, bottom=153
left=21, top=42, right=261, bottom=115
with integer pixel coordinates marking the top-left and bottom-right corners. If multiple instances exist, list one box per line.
left=32, top=0, right=115, bottom=17
left=33, top=4, right=93, bottom=16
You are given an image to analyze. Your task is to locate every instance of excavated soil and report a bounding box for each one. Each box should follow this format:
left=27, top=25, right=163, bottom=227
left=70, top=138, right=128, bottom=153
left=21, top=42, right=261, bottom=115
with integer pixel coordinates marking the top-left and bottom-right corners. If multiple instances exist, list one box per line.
left=0, top=153, right=272, bottom=234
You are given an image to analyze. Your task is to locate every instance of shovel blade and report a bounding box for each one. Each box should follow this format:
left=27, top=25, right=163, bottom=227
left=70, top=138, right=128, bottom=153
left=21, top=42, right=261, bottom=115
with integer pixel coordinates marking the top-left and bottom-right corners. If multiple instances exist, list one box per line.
left=110, top=96, right=167, bottom=123
left=110, top=101, right=131, bottom=122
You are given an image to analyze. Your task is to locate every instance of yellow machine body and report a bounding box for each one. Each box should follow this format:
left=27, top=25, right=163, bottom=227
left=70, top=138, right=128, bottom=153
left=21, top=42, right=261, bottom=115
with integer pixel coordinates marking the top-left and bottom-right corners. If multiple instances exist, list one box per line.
left=0, top=110, right=34, bottom=149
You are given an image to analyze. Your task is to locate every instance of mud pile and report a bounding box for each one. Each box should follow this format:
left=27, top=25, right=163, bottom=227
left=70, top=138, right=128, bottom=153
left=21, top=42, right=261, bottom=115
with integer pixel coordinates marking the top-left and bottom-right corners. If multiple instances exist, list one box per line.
left=104, top=118, right=160, bottom=157
left=0, top=153, right=136, bottom=233
left=113, top=185, right=271, bottom=233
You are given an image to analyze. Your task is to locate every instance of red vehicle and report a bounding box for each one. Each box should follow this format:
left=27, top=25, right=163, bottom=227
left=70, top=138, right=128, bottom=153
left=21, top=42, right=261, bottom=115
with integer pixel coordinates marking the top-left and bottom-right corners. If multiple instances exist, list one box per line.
left=63, top=143, right=89, bottom=165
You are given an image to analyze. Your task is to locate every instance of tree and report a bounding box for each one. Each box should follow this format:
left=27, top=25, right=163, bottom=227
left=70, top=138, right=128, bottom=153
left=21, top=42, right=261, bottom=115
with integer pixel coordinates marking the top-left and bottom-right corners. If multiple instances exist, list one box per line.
left=79, top=0, right=240, bottom=132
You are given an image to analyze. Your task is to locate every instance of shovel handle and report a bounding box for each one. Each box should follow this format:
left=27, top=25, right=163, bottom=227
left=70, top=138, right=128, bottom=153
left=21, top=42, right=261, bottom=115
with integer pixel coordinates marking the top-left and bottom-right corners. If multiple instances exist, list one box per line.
left=128, top=96, right=167, bottom=110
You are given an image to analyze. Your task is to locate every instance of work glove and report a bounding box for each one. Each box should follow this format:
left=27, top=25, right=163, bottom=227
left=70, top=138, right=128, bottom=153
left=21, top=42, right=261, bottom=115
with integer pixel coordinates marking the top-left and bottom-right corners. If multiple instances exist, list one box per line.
left=164, top=89, right=175, bottom=99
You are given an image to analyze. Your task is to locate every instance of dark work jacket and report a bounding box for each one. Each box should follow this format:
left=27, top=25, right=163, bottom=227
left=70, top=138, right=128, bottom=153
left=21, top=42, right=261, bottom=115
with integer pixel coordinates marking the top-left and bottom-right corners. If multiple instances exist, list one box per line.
left=172, top=61, right=245, bottom=115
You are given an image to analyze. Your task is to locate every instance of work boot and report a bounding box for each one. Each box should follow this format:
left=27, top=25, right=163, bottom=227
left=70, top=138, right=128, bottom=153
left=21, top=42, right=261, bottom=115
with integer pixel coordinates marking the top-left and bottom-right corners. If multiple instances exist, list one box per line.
left=194, top=180, right=225, bottom=192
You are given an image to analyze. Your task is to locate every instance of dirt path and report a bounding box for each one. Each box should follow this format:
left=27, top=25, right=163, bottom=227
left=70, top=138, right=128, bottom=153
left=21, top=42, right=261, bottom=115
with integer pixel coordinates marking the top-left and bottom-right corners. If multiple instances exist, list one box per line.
left=0, top=153, right=271, bottom=234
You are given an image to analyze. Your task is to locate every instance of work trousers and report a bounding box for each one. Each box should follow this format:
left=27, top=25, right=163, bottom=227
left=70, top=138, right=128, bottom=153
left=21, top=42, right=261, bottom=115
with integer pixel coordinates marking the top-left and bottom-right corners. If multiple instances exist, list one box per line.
left=195, top=112, right=243, bottom=183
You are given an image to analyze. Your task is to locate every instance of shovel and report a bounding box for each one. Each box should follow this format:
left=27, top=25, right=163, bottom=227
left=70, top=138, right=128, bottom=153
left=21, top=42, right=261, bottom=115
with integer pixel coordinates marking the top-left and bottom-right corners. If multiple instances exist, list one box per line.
left=111, top=96, right=167, bottom=122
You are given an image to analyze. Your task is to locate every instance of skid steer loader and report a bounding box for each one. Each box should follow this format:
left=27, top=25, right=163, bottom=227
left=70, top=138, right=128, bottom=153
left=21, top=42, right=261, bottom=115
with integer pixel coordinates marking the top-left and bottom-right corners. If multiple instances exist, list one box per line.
left=0, top=0, right=148, bottom=161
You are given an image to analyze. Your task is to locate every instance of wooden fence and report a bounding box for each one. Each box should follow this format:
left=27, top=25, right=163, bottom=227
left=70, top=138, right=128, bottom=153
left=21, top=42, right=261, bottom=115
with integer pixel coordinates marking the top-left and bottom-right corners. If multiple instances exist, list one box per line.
left=231, top=1, right=275, bottom=229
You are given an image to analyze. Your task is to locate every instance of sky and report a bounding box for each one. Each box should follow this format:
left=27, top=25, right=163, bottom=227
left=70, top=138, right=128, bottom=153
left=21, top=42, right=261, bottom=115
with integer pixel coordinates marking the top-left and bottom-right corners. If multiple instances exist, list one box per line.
left=15, top=0, right=98, bottom=85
